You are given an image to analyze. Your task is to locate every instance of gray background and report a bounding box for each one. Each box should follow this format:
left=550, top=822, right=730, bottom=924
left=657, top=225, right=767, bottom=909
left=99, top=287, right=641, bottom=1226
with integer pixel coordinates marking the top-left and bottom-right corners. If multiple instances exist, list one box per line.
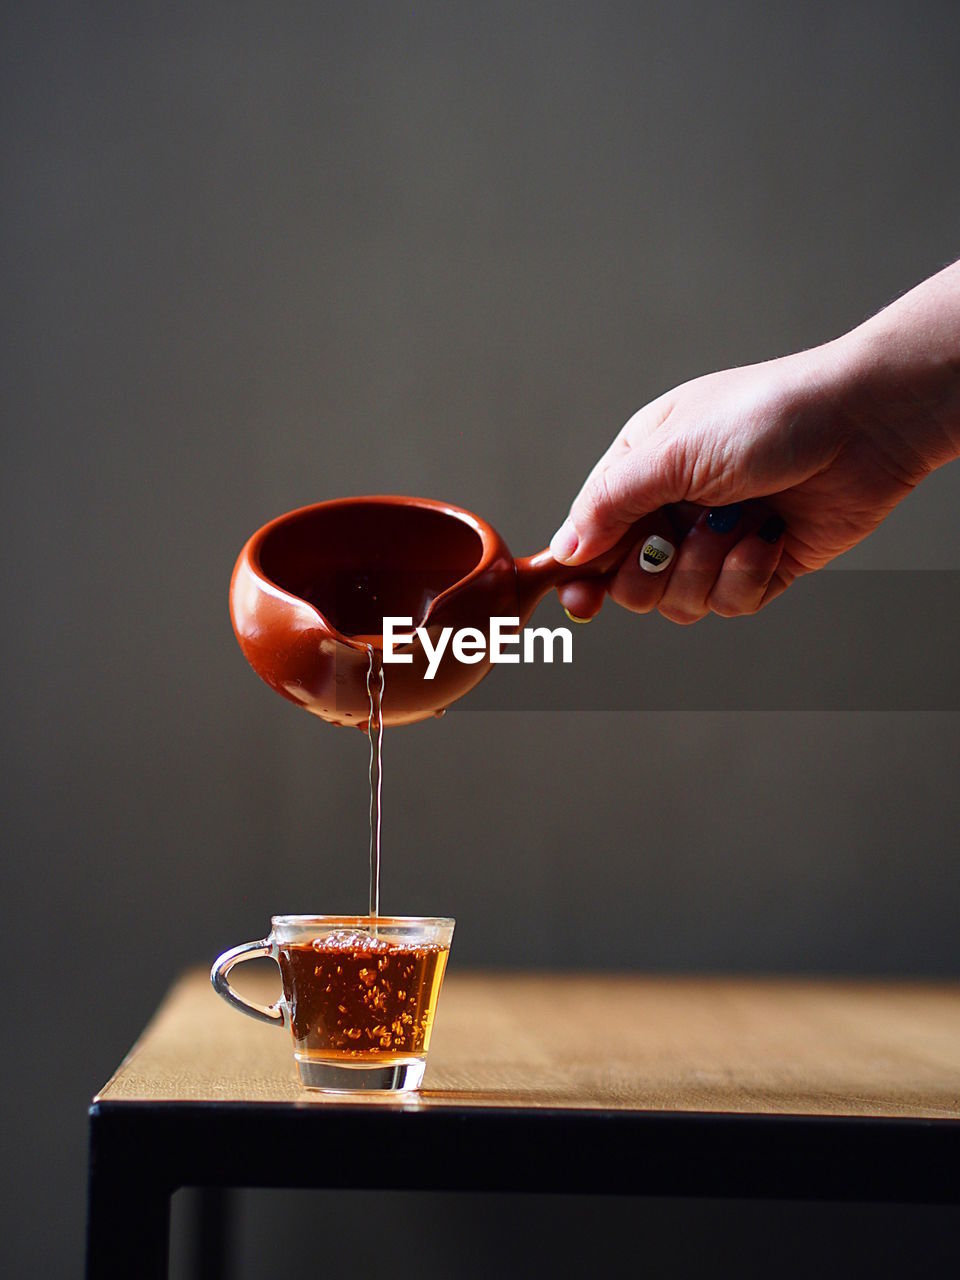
left=3, top=2, right=959, bottom=1276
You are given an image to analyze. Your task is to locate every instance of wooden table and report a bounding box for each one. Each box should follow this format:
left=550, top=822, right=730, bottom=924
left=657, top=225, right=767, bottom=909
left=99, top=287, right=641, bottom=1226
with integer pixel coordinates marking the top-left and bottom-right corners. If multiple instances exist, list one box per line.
left=86, top=970, right=960, bottom=1278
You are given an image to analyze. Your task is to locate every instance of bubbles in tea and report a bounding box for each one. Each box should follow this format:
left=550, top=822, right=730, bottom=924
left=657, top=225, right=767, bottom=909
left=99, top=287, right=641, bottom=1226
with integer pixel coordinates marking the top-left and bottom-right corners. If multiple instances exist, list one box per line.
left=279, top=932, right=450, bottom=1064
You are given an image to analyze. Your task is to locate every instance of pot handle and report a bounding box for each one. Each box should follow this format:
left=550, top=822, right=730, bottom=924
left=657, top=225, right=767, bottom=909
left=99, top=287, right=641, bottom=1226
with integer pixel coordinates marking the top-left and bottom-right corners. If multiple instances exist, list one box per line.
left=514, top=527, right=641, bottom=613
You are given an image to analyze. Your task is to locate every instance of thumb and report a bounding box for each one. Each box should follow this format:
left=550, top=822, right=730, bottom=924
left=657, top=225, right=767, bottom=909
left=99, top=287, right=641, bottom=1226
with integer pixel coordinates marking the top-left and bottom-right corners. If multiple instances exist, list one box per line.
left=550, top=440, right=685, bottom=565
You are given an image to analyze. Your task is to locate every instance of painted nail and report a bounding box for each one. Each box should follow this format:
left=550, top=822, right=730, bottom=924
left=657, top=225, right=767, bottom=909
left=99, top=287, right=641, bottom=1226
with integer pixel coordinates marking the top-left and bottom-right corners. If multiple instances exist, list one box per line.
left=757, top=514, right=785, bottom=544
left=562, top=607, right=593, bottom=624
left=638, top=534, right=675, bottom=574
left=550, top=518, right=579, bottom=563
left=706, top=504, right=743, bottom=534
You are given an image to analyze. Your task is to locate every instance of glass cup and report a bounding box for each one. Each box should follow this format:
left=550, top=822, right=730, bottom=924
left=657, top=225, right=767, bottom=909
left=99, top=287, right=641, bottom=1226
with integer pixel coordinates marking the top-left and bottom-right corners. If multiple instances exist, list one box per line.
left=211, top=915, right=455, bottom=1092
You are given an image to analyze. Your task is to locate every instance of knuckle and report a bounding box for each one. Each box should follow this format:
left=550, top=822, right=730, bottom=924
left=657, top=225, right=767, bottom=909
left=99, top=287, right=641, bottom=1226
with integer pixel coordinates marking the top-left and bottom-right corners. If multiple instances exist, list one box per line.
left=610, top=564, right=664, bottom=614
left=658, top=603, right=706, bottom=627
left=708, top=597, right=743, bottom=618
left=721, top=563, right=770, bottom=593
left=724, top=543, right=771, bottom=579
left=722, top=543, right=758, bottom=574
left=710, top=595, right=758, bottom=618
left=611, top=585, right=660, bottom=615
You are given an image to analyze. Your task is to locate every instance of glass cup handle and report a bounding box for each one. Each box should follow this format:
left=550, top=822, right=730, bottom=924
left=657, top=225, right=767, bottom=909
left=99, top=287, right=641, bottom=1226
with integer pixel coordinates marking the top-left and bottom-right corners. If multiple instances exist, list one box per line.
left=210, top=939, right=285, bottom=1026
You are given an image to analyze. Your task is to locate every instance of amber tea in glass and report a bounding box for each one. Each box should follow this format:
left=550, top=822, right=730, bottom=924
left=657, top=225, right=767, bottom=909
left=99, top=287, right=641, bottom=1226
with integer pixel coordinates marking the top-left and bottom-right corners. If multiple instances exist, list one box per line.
left=212, top=915, right=454, bottom=1092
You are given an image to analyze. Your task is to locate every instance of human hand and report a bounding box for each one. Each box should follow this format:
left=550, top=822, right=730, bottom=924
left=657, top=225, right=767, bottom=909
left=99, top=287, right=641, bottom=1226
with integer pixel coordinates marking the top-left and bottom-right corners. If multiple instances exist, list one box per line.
left=551, top=339, right=940, bottom=624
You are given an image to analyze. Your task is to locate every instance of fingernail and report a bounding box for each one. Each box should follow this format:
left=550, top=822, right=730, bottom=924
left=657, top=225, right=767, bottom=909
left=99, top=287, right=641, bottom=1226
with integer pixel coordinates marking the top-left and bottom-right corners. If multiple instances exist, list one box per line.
left=706, top=503, right=743, bottom=534
left=638, top=534, right=675, bottom=574
left=757, top=514, right=785, bottom=544
left=550, top=519, right=579, bottom=563
left=562, top=607, right=593, bottom=624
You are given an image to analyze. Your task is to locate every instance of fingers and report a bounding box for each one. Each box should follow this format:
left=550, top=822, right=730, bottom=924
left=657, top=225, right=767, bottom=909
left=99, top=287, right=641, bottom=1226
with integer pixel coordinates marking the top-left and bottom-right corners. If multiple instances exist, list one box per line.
left=556, top=504, right=681, bottom=622
left=707, top=514, right=786, bottom=617
left=550, top=402, right=684, bottom=566
left=606, top=502, right=786, bottom=624
left=657, top=503, right=761, bottom=625
left=556, top=502, right=789, bottom=625
left=604, top=518, right=681, bottom=616
left=556, top=577, right=607, bottom=623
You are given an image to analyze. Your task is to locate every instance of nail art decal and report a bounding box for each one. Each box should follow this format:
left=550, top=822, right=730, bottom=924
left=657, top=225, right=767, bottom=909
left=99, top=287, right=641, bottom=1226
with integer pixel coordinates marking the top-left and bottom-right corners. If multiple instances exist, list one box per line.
left=706, top=504, right=743, bottom=534
left=639, top=535, right=675, bottom=574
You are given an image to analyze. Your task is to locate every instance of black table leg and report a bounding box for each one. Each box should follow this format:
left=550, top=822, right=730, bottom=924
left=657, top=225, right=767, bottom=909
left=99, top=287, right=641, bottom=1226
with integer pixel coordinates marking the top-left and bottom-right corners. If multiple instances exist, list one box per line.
left=85, top=1166, right=170, bottom=1280
left=86, top=1106, right=172, bottom=1280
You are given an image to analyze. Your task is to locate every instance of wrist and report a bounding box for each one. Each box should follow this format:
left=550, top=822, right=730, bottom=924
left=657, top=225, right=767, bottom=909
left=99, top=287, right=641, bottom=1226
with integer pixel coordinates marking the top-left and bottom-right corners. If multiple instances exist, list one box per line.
left=828, top=290, right=960, bottom=477
left=804, top=324, right=959, bottom=482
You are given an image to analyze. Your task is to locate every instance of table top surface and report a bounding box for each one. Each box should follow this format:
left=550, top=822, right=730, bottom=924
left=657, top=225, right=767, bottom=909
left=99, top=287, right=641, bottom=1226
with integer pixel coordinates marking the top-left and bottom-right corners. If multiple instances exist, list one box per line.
left=96, top=968, right=960, bottom=1119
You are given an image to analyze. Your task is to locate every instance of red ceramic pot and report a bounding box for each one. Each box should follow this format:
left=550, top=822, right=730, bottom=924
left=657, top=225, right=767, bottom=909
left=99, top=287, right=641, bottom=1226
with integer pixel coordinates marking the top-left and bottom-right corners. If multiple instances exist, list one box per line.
left=229, top=495, right=629, bottom=727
